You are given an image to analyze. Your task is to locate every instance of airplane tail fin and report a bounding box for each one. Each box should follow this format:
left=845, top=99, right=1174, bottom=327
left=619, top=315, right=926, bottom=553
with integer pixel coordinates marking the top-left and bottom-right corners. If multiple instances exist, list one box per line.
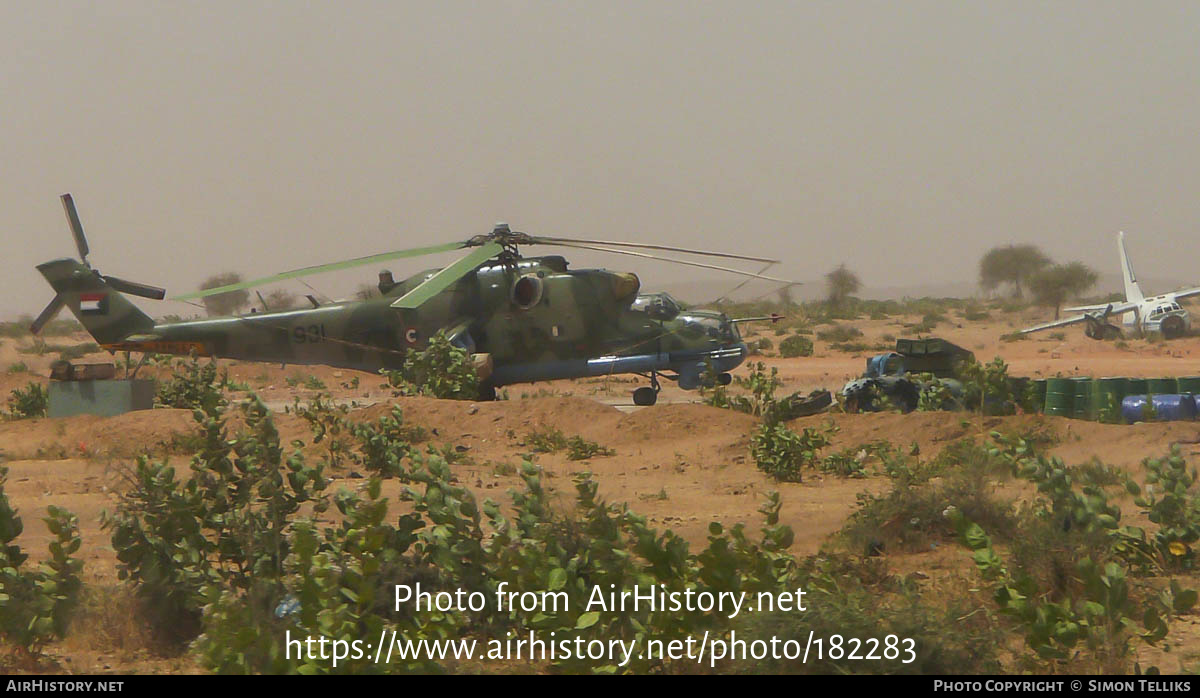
left=32, top=258, right=156, bottom=346
left=1118, top=231, right=1145, bottom=304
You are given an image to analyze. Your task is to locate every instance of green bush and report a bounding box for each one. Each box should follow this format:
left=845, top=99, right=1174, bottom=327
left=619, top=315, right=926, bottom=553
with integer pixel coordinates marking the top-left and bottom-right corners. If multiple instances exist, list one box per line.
left=382, top=330, right=479, bottom=400
left=6, top=382, right=48, bottom=419
left=103, top=396, right=329, bottom=645
left=744, top=557, right=1003, bottom=674
left=702, top=362, right=784, bottom=420
left=778, top=335, right=813, bottom=358
left=750, top=422, right=836, bottom=482
left=966, top=432, right=1200, bottom=672
left=565, top=436, right=615, bottom=460
left=957, top=356, right=1015, bottom=415
left=155, top=355, right=228, bottom=412
left=816, top=324, right=863, bottom=343
left=526, top=426, right=569, bottom=453
left=0, top=466, right=83, bottom=654
left=107, top=382, right=836, bottom=674
left=840, top=445, right=1015, bottom=555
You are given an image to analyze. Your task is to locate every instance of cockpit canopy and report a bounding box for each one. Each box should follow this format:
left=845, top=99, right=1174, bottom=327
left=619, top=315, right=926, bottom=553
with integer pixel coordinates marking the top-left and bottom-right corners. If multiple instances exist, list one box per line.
left=1148, top=302, right=1183, bottom=319
left=678, top=311, right=741, bottom=341
left=631, top=292, right=681, bottom=320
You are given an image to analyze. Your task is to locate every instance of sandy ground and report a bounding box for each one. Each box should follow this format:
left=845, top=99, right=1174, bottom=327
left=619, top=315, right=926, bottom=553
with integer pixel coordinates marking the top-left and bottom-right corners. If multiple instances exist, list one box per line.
left=3, top=307, right=1200, bottom=673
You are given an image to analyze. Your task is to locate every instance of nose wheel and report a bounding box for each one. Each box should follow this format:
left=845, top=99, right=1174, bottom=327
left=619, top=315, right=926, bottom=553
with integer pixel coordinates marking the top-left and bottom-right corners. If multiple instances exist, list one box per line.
left=633, top=372, right=661, bottom=406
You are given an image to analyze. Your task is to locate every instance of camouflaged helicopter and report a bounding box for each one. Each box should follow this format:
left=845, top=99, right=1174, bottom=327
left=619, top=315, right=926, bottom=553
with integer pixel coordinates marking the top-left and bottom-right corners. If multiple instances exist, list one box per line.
left=32, top=194, right=794, bottom=404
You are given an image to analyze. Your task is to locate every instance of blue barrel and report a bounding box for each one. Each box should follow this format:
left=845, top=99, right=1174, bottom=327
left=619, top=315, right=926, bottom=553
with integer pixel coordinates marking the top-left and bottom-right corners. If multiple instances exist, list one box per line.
left=1122, top=394, right=1198, bottom=423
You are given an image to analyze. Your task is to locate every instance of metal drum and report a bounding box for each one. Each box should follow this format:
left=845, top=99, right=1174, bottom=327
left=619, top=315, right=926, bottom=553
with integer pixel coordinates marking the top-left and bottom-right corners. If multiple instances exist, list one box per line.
left=1044, top=378, right=1074, bottom=417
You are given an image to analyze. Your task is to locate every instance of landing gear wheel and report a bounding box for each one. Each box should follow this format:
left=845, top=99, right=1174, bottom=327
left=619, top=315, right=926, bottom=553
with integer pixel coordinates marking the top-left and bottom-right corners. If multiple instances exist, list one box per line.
left=718, top=372, right=732, bottom=385
left=477, top=384, right=497, bottom=401
left=1161, top=315, right=1186, bottom=339
left=633, top=387, right=658, bottom=406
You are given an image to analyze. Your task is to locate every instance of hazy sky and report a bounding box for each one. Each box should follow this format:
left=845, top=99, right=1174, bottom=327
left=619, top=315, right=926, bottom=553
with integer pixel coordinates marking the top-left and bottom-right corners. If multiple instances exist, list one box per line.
left=3, top=1, right=1198, bottom=319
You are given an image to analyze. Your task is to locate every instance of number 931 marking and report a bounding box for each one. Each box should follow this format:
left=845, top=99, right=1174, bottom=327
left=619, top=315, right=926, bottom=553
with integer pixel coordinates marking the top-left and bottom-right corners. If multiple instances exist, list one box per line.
left=292, top=324, right=327, bottom=343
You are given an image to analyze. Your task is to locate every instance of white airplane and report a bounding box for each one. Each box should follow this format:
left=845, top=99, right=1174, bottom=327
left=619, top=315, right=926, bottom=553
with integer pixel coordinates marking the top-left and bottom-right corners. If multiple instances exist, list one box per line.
left=1021, top=231, right=1200, bottom=339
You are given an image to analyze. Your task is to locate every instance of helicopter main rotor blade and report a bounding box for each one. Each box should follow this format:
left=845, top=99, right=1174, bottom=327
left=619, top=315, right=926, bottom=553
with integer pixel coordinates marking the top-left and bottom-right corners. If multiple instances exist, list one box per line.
left=549, top=242, right=801, bottom=286
left=103, top=275, right=167, bottom=300
left=391, top=242, right=504, bottom=309
left=60, top=193, right=89, bottom=264
left=30, top=296, right=66, bottom=335
left=712, top=261, right=777, bottom=304
left=531, top=236, right=778, bottom=264
left=170, top=240, right=469, bottom=301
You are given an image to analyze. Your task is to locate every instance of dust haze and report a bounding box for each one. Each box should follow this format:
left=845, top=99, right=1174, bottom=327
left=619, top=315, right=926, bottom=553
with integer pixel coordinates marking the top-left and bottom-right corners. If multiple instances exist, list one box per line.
left=2, top=1, right=1198, bottom=319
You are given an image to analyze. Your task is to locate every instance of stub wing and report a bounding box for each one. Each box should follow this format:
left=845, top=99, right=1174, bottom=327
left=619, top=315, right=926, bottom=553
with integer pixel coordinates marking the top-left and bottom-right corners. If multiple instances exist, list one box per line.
left=1171, top=286, right=1200, bottom=301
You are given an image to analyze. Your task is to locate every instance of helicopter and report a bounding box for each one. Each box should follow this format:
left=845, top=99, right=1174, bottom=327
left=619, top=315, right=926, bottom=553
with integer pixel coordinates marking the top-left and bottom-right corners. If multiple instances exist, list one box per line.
left=32, top=194, right=795, bottom=405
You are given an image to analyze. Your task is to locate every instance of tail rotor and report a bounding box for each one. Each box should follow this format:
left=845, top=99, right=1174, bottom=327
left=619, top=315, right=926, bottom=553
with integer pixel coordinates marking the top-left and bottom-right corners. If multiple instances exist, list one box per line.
left=30, top=193, right=166, bottom=335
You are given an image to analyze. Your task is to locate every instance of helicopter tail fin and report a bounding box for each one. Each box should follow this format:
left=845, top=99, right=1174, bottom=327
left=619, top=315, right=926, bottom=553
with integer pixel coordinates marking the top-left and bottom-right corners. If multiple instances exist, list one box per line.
left=33, top=258, right=156, bottom=346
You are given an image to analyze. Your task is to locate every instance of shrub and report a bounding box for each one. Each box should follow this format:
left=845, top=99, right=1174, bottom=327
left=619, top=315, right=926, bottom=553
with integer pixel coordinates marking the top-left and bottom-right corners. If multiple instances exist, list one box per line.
left=816, top=324, right=863, bottom=343
left=382, top=330, right=479, bottom=400
left=57, top=343, right=100, bottom=361
left=566, top=436, right=615, bottom=460
left=155, top=355, right=228, bottom=412
left=6, top=382, right=48, bottom=419
left=744, top=559, right=1003, bottom=674
left=112, top=388, right=820, bottom=674
left=957, top=357, right=1015, bottom=415
left=840, top=443, right=1015, bottom=555
left=966, top=433, right=1200, bottom=671
left=751, top=422, right=836, bottom=482
left=526, top=426, right=569, bottom=453
left=778, top=335, right=813, bottom=358
left=702, top=362, right=784, bottom=421
left=0, top=466, right=83, bottom=655
left=103, top=396, right=329, bottom=645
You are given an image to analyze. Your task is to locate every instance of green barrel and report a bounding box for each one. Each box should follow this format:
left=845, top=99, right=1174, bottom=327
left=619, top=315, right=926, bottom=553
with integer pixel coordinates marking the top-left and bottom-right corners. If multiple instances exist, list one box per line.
left=1091, top=377, right=1128, bottom=423
left=1177, top=376, right=1200, bottom=394
left=1127, top=377, right=1149, bottom=397
left=1148, top=377, right=1179, bottom=395
left=1071, top=377, right=1094, bottom=420
left=1044, top=378, right=1075, bottom=417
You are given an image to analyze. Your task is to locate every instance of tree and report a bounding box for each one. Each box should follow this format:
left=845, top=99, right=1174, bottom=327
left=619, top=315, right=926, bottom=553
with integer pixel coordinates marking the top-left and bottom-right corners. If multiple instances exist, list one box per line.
left=199, top=272, right=250, bottom=317
left=777, top=284, right=796, bottom=308
left=1028, top=262, right=1098, bottom=319
left=262, top=289, right=300, bottom=311
left=979, top=244, right=1051, bottom=298
left=825, top=264, right=861, bottom=309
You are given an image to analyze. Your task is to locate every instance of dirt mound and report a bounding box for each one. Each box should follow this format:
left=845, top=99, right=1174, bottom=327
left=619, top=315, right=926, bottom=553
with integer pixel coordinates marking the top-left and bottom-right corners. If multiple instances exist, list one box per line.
left=793, top=410, right=976, bottom=457
left=615, top=403, right=756, bottom=443
left=792, top=409, right=1200, bottom=471
left=0, top=408, right=195, bottom=460
left=354, top=395, right=624, bottom=440
left=1048, top=417, right=1200, bottom=469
